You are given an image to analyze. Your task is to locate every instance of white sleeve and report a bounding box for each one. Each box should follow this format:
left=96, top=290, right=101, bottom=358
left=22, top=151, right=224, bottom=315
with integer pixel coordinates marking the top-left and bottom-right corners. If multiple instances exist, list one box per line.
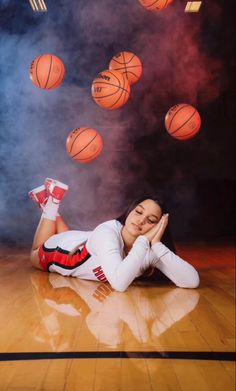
left=86, top=223, right=151, bottom=292
left=151, top=242, right=200, bottom=288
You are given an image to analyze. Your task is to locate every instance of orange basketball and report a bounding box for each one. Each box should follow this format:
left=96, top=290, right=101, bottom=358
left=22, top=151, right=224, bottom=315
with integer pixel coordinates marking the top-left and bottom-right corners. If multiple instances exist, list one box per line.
left=165, top=104, right=201, bottom=140
left=109, top=51, right=142, bottom=85
left=91, top=69, right=130, bottom=110
left=139, top=0, right=173, bottom=11
left=29, top=54, right=65, bottom=89
left=66, top=127, right=103, bottom=163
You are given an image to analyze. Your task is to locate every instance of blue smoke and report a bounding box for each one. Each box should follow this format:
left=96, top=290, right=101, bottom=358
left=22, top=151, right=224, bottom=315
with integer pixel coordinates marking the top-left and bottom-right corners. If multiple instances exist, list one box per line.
left=0, top=0, right=233, bottom=245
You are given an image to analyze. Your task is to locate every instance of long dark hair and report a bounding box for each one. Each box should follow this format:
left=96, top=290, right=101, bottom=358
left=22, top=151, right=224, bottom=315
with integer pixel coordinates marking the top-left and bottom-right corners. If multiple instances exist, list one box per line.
left=116, top=194, right=176, bottom=254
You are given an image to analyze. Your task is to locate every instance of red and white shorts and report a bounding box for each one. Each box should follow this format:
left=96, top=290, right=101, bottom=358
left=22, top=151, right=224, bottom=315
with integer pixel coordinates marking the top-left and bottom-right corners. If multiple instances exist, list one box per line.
left=38, top=230, right=92, bottom=272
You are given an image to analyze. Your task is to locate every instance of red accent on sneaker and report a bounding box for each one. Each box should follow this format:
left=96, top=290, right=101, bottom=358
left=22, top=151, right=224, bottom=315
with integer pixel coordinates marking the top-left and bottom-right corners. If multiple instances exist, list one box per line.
left=44, top=178, right=68, bottom=203
left=50, top=185, right=67, bottom=201
left=28, top=185, right=48, bottom=208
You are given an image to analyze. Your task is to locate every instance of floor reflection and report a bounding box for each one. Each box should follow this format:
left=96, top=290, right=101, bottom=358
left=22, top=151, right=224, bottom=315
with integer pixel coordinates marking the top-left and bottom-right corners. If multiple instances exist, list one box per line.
left=30, top=272, right=200, bottom=350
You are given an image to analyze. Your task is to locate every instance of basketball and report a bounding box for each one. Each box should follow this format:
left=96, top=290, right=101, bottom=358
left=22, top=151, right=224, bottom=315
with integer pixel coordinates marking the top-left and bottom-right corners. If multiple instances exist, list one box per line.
left=91, top=69, right=130, bottom=110
left=66, top=127, right=103, bottom=163
left=165, top=103, right=201, bottom=140
left=139, top=0, right=173, bottom=11
left=29, top=54, right=65, bottom=89
left=109, top=51, right=142, bottom=85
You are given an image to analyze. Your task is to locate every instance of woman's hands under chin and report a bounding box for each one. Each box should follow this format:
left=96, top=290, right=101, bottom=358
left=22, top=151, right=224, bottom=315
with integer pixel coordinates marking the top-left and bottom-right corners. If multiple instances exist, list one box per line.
left=144, top=214, right=169, bottom=246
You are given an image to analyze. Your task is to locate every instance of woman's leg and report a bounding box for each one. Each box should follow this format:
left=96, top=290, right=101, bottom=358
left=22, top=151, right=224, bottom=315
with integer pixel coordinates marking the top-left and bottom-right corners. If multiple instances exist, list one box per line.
left=32, top=217, right=57, bottom=250
left=56, top=215, right=69, bottom=233
left=31, top=217, right=57, bottom=270
left=31, top=214, right=69, bottom=269
left=29, top=178, right=69, bottom=269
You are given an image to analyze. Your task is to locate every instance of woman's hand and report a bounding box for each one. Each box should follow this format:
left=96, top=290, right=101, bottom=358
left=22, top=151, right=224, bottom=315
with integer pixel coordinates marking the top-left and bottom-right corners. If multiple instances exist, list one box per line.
left=144, top=214, right=169, bottom=245
left=151, top=214, right=169, bottom=246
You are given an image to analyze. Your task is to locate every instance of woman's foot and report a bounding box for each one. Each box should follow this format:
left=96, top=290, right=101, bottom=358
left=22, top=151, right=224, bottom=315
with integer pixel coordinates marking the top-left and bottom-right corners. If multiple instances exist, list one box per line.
left=29, top=179, right=69, bottom=208
left=44, top=178, right=69, bottom=204
left=28, top=185, right=47, bottom=209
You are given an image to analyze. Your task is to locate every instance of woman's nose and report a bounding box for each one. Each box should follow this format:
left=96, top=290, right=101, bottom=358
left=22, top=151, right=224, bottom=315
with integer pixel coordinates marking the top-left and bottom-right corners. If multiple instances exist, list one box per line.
left=137, top=217, right=145, bottom=225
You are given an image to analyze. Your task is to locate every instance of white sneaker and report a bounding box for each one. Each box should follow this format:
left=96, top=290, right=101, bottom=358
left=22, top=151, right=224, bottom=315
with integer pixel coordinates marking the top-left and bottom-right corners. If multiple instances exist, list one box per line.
left=44, top=178, right=68, bottom=203
left=28, top=185, right=48, bottom=209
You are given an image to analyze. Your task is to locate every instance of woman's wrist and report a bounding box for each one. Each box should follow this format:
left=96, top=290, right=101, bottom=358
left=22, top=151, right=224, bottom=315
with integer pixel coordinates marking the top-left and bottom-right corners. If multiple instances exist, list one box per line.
left=151, top=240, right=162, bottom=248
left=151, top=237, right=161, bottom=245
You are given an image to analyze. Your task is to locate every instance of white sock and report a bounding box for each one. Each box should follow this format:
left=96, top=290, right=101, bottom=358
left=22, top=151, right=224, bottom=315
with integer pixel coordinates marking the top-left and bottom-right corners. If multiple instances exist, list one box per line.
left=42, top=196, right=60, bottom=221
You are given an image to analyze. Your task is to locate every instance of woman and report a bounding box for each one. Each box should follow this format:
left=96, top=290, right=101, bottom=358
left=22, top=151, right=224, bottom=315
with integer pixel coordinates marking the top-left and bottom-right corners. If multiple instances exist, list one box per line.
left=29, top=178, right=200, bottom=292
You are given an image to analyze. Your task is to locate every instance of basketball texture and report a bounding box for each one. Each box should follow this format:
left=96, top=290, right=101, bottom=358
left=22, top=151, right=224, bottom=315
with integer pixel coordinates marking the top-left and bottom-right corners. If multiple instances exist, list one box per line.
left=139, top=0, right=173, bottom=11
left=91, top=69, right=130, bottom=110
left=109, top=51, right=142, bottom=85
left=165, top=103, right=201, bottom=140
left=29, top=54, right=65, bottom=89
left=66, top=127, right=103, bottom=163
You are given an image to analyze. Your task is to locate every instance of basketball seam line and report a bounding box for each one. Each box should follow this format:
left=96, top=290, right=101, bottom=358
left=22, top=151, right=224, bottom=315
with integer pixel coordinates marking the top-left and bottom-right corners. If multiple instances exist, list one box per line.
left=93, top=89, right=124, bottom=99
left=35, top=55, right=42, bottom=88
left=92, top=81, right=129, bottom=94
left=168, top=104, right=190, bottom=131
left=110, top=57, right=124, bottom=66
left=163, top=0, right=169, bottom=9
left=119, top=70, right=139, bottom=80
left=174, top=127, right=199, bottom=139
left=71, top=134, right=99, bottom=158
left=96, top=86, right=125, bottom=109
left=110, top=65, right=141, bottom=70
left=111, top=54, right=137, bottom=66
left=124, top=53, right=136, bottom=66
left=44, top=55, right=53, bottom=89
left=48, top=63, right=64, bottom=90
left=170, top=110, right=197, bottom=135
left=69, top=128, right=90, bottom=153
left=102, top=70, right=122, bottom=88
left=110, top=77, right=128, bottom=108
left=122, top=51, right=128, bottom=80
left=75, top=144, right=103, bottom=161
left=111, top=76, right=129, bottom=108
left=107, top=68, right=140, bottom=83
left=104, top=74, right=129, bottom=109
left=146, top=0, right=161, bottom=9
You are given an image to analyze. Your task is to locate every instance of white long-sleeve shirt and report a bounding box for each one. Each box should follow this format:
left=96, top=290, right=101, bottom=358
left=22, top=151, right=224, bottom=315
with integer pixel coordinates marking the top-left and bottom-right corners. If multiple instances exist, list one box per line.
left=42, top=219, right=199, bottom=292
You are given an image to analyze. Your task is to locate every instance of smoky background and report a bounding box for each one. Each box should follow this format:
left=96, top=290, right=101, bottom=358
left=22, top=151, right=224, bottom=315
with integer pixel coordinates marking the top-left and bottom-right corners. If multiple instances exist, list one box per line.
left=0, top=0, right=235, bottom=246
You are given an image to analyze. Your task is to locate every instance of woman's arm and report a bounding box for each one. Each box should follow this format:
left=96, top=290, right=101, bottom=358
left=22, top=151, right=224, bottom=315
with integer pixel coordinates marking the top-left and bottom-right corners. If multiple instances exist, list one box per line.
left=149, top=214, right=199, bottom=288
left=86, top=222, right=152, bottom=292
left=151, top=242, right=200, bottom=288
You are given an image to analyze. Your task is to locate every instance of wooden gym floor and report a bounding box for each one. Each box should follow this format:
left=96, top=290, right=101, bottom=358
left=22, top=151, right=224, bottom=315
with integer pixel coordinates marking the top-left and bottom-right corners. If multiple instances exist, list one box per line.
left=0, top=242, right=235, bottom=391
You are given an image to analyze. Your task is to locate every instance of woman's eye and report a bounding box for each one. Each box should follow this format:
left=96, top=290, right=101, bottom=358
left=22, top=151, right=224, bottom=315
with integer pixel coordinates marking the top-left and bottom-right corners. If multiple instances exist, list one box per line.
left=148, top=218, right=158, bottom=224
left=135, top=210, right=142, bottom=214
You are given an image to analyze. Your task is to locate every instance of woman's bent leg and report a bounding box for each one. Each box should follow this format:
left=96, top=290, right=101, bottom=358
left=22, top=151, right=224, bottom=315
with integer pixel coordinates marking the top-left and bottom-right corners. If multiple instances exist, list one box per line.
left=32, top=218, right=57, bottom=250
left=29, top=178, right=69, bottom=270
left=30, top=217, right=57, bottom=269
left=30, top=249, right=44, bottom=270
left=56, top=215, right=69, bottom=233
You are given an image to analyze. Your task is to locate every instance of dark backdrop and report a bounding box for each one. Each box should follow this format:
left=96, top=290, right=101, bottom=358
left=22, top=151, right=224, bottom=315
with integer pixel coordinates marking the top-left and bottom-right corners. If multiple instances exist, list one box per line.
left=0, top=0, right=235, bottom=246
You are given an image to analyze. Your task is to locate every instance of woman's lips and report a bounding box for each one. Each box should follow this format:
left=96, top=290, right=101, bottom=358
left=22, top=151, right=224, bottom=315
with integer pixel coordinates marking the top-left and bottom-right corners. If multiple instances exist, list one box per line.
left=132, top=223, right=142, bottom=231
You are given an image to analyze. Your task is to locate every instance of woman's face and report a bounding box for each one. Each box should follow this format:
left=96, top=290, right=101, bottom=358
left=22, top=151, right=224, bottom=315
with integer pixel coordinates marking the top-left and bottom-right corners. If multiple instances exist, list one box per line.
left=124, top=199, right=162, bottom=237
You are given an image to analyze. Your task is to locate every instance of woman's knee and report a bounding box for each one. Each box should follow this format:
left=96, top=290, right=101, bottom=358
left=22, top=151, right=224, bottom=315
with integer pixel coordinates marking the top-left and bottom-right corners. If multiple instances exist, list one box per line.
left=30, top=249, right=43, bottom=270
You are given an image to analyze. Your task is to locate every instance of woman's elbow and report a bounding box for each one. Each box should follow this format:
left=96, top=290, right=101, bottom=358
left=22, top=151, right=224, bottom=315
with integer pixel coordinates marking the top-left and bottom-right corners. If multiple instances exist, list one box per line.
left=176, top=269, right=200, bottom=289
left=110, top=281, right=129, bottom=292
